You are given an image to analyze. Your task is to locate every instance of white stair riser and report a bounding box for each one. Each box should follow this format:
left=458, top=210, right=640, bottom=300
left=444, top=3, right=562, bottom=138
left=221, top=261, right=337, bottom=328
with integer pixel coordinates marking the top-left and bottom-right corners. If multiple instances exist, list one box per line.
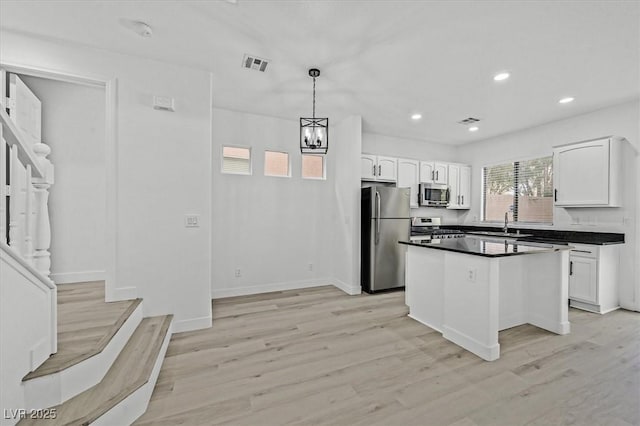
left=23, top=302, right=143, bottom=410
left=92, top=321, right=173, bottom=426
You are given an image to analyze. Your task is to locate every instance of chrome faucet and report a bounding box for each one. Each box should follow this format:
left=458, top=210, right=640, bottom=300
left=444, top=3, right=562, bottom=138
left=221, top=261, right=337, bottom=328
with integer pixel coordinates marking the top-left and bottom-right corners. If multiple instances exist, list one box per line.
left=503, top=212, right=509, bottom=234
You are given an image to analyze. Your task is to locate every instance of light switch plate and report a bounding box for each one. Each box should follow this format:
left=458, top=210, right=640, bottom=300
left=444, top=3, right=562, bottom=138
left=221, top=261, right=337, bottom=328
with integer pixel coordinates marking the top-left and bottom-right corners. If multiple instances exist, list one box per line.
left=185, top=214, right=200, bottom=228
left=153, top=96, right=175, bottom=111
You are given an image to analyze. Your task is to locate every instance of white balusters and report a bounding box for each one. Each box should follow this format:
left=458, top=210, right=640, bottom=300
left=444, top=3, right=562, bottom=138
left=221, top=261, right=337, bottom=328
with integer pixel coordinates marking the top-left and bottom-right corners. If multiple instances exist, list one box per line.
left=32, top=142, right=54, bottom=279
left=9, top=145, right=20, bottom=253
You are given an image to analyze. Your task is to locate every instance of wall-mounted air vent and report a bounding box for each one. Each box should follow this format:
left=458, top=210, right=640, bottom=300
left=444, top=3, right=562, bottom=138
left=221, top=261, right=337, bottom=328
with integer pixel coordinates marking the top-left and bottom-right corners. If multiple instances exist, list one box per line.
left=242, top=54, right=269, bottom=72
left=458, top=117, right=480, bottom=125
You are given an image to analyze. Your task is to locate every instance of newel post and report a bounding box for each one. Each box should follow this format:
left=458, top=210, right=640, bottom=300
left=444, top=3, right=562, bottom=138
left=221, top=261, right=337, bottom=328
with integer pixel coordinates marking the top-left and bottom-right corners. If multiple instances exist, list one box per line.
left=32, top=142, right=54, bottom=279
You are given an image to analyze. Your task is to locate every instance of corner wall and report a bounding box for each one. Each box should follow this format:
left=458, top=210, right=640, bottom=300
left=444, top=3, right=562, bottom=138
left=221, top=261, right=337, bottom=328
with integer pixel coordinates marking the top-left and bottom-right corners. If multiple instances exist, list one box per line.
left=0, top=30, right=213, bottom=332
left=457, top=100, right=640, bottom=310
left=19, top=75, right=107, bottom=284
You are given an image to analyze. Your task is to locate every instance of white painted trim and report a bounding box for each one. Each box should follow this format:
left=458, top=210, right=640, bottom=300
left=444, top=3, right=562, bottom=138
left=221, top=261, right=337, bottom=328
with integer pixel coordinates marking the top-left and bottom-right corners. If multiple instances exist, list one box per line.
left=0, top=62, right=123, bottom=304
left=112, top=286, right=137, bottom=301
left=331, top=278, right=362, bottom=296
left=211, top=279, right=332, bottom=299
left=49, top=270, right=106, bottom=284
left=0, top=242, right=54, bottom=290
left=408, top=313, right=443, bottom=334
left=442, top=325, right=500, bottom=361
left=527, top=312, right=570, bottom=335
left=92, top=320, right=172, bottom=426
left=23, top=302, right=143, bottom=410
left=172, top=315, right=212, bottom=333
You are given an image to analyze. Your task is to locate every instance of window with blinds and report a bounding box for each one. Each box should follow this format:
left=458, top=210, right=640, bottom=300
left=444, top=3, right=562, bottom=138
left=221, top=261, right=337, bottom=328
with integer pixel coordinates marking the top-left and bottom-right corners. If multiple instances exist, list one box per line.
left=482, top=156, right=553, bottom=223
left=222, top=146, right=251, bottom=175
left=264, top=150, right=290, bottom=177
left=301, top=155, right=325, bottom=179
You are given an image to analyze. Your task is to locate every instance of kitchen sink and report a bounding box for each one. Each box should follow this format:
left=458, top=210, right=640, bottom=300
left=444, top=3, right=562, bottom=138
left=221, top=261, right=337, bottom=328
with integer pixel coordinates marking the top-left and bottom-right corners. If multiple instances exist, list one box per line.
left=466, top=230, right=533, bottom=238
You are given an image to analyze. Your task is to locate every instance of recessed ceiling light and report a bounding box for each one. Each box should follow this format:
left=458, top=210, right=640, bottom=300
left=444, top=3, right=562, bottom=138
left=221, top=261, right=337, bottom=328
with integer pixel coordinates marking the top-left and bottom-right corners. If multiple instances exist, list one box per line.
left=559, top=97, right=575, bottom=104
left=493, top=72, right=510, bottom=81
left=468, top=126, right=479, bottom=132
left=411, top=113, right=422, bottom=120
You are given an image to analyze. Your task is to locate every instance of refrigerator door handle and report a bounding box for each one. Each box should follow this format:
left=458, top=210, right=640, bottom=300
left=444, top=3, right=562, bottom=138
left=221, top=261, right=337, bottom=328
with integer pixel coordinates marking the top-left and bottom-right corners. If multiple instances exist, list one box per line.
left=375, top=190, right=381, bottom=244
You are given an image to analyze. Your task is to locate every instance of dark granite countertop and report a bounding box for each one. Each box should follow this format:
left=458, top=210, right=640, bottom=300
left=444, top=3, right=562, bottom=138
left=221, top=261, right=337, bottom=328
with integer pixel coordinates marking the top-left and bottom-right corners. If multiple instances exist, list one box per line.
left=399, top=236, right=571, bottom=258
left=441, top=225, right=624, bottom=245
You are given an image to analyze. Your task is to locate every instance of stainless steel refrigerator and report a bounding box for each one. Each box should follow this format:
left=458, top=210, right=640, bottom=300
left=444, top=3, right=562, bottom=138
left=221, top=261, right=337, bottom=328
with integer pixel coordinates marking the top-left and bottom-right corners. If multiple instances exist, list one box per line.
left=361, top=186, right=411, bottom=293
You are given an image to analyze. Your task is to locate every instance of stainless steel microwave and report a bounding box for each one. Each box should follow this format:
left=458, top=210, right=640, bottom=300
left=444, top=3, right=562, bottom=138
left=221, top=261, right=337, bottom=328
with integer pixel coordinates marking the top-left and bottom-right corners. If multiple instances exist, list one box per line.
left=419, top=183, right=450, bottom=207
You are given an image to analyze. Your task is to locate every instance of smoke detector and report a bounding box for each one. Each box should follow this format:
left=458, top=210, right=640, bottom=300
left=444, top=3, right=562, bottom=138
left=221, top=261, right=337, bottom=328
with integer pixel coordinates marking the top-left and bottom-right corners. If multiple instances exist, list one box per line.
left=131, top=21, right=153, bottom=37
left=458, top=117, right=481, bottom=125
left=242, top=54, right=269, bottom=72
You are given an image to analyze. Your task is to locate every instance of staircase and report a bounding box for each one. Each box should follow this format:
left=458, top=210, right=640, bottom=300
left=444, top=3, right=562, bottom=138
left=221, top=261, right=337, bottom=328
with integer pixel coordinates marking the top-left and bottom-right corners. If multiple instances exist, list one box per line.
left=18, top=282, right=173, bottom=425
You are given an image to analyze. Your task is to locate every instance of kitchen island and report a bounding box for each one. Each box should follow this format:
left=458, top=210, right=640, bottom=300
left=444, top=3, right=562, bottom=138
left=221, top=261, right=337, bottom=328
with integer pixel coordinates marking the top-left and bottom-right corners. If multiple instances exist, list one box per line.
left=400, top=236, right=572, bottom=361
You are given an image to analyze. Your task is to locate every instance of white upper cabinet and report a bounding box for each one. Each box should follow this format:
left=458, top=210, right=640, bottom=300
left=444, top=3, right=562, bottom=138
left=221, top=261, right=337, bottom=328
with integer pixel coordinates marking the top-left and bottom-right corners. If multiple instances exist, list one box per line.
left=447, top=164, right=471, bottom=209
left=361, top=154, right=377, bottom=180
left=419, top=161, right=448, bottom=184
left=377, top=156, right=398, bottom=181
left=553, top=137, right=623, bottom=207
left=361, top=154, right=397, bottom=182
left=397, top=158, right=420, bottom=208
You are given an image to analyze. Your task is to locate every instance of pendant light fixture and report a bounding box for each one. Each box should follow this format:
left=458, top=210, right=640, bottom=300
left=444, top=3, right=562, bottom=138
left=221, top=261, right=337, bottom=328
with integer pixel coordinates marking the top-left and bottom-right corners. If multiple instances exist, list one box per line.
left=300, top=68, right=328, bottom=154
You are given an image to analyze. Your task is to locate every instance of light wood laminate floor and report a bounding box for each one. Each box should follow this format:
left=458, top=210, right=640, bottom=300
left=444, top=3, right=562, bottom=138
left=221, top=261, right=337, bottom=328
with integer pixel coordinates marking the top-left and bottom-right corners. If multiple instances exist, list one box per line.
left=136, top=286, right=640, bottom=426
left=24, top=281, right=141, bottom=380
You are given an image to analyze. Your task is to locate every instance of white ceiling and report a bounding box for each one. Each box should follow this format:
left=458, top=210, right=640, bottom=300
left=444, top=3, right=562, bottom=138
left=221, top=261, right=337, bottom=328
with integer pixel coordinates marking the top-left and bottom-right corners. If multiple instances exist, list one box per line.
left=1, top=0, right=638, bottom=145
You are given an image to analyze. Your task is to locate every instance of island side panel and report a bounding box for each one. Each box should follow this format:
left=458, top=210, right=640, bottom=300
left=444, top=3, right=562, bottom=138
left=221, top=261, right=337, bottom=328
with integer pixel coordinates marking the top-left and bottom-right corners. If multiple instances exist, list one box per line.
left=524, top=250, right=570, bottom=335
left=497, top=256, right=527, bottom=331
left=442, top=252, right=500, bottom=361
left=406, top=245, right=445, bottom=332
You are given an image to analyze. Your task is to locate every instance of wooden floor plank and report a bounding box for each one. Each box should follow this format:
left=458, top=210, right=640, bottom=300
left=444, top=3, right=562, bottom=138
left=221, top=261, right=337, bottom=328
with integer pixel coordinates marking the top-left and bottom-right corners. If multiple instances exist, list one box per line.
left=137, top=286, right=640, bottom=426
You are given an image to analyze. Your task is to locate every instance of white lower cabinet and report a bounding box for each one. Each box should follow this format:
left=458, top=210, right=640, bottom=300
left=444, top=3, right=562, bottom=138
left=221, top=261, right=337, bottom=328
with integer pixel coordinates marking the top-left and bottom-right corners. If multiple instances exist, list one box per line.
left=568, top=243, right=620, bottom=314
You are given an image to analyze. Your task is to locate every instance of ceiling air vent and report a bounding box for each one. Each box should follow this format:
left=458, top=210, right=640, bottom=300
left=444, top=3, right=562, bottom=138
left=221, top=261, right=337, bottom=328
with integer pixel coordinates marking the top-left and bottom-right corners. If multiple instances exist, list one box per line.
left=458, top=117, right=481, bottom=125
left=242, top=54, right=269, bottom=72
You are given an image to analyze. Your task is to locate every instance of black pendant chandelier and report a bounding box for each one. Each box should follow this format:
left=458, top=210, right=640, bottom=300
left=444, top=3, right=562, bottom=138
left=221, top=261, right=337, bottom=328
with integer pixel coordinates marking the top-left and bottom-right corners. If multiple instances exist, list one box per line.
left=300, top=68, right=328, bottom=154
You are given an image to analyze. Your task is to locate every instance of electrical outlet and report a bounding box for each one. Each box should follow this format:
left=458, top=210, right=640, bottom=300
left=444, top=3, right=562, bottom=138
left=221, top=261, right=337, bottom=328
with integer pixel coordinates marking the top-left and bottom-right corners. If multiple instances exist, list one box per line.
left=308, top=263, right=313, bottom=271
left=467, top=268, right=476, bottom=282
left=235, top=269, right=241, bottom=278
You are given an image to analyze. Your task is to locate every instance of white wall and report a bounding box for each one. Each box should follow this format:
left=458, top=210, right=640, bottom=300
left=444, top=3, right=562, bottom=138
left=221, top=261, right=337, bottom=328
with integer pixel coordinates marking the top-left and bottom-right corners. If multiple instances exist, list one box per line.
left=1, top=31, right=212, bottom=332
left=331, top=116, right=363, bottom=293
left=362, top=132, right=462, bottom=224
left=457, top=100, right=640, bottom=310
left=210, top=109, right=362, bottom=297
left=19, top=75, right=106, bottom=284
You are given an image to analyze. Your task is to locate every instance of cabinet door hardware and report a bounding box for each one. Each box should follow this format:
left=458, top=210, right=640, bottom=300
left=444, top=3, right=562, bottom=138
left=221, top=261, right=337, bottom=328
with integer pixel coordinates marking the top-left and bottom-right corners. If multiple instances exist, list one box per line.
left=554, top=189, right=558, bottom=202
left=461, top=195, right=464, bottom=205
left=372, top=165, right=376, bottom=176
left=569, top=261, right=573, bottom=275
left=378, top=165, right=381, bottom=176
left=571, top=249, right=593, bottom=254
left=436, top=171, right=439, bottom=180
left=431, top=171, right=434, bottom=180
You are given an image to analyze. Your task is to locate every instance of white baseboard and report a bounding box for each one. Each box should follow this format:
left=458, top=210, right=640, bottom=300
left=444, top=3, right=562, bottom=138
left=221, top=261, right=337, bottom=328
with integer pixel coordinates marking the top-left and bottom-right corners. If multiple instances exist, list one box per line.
left=331, top=278, right=361, bottom=296
left=172, top=315, right=212, bottom=333
left=105, top=286, right=138, bottom=302
left=211, top=279, right=332, bottom=299
left=527, top=312, right=571, bottom=335
left=50, top=270, right=106, bottom=284
left=442, top=325, right=500, bottom=361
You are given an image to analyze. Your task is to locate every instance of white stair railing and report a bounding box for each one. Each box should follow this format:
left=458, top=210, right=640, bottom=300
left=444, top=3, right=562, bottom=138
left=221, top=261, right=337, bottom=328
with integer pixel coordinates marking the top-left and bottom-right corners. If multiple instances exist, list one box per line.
left=1, top=71, right=54, bottom=280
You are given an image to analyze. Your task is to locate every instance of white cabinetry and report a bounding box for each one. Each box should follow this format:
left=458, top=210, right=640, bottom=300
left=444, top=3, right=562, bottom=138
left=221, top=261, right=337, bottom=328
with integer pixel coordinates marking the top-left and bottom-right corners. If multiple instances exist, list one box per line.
left=553, top=137, right=623, bottom=207
left=397, top=158, right=420, bottom=208
left=447, top=164, right=471, bottom=210
left=419, top=161, right=448, bottom=184
left=569, top=243, right=620, bottom=314
left=361, top=154, right=397, bottom=182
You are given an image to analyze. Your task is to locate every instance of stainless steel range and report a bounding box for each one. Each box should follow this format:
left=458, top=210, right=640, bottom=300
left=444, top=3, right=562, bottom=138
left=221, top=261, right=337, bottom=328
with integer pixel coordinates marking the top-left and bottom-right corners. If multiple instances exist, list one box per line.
left=410, top=217, right=465, bottom=243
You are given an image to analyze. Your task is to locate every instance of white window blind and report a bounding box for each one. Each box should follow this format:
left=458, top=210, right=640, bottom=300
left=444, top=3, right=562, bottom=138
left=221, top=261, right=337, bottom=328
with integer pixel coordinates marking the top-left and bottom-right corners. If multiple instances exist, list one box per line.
left=301, top=155, right=325, bottom=179
left=483, top=156, right=553, bottom=223
left=264, top=150, right=290, bottom=177
left=222, top=146, right=251, bottom=174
